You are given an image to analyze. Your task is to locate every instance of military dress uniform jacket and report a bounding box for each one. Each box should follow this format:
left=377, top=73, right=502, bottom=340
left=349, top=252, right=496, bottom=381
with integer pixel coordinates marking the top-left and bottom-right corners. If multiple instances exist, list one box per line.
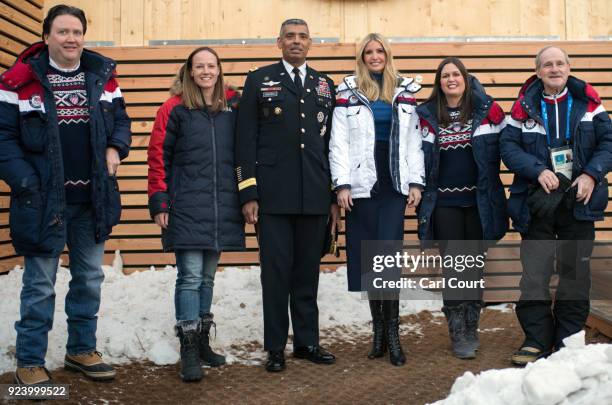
left=235, top=61, right=335, bottom=215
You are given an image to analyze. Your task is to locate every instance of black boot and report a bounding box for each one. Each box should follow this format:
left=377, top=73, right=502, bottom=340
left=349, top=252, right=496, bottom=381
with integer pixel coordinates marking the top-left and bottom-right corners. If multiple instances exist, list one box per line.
left=383, top=300, right=406, bottom=366
left=464, top=302, right=482, bottom=352
left=199, top=313, right=226, bottom=367
left=176, top=324, right=203, bottom=382
left=368, top=299, right=386, bottom=359
left=442, top=304, right=475, bottom=359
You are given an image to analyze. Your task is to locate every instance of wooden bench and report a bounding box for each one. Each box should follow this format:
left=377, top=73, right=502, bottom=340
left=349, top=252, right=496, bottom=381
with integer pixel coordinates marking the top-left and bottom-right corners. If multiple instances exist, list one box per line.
left=1, top=40, right=611, bottom=305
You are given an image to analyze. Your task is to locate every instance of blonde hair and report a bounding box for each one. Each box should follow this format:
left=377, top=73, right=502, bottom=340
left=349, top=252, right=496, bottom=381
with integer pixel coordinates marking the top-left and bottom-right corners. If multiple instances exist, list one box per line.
left=169, top=47, right=227, bottom=113
left=355, top=33, right=398, bottom=103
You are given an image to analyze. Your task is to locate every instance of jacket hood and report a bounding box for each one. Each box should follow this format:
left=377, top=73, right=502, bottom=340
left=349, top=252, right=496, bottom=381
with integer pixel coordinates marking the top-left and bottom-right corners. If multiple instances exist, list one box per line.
left=0, top=42, right=46, bottom=90
left=468, top=74, right=489, bottom=108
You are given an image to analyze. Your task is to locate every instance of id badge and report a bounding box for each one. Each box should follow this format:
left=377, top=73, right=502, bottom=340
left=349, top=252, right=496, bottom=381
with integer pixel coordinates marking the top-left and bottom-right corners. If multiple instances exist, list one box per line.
left=550, top=146, right=573, bottom=179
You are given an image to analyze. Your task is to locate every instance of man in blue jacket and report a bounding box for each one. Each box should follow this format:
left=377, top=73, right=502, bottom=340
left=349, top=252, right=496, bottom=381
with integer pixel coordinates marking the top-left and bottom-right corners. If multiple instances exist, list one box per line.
left=0, top=5, right=131, bottom=384
left=501, top=46, right=612, bottom=366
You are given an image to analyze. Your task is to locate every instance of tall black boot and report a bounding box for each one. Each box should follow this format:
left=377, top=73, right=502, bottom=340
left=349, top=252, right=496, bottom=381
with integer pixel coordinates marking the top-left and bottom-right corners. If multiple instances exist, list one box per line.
left=383, top=300, right=406, bottom=366
left=442, top=304, right=475, bottom=359
left=176, top=324, right=203, bottom=382
left=199, top=313, right=226, bottom=367
left=464, top=302, right=482, bottom=352
left=368, top=299, right=386, bottom=359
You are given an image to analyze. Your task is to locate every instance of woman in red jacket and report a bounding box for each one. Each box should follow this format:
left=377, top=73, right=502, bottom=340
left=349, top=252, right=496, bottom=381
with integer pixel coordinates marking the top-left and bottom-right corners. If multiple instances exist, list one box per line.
left=147, top=47, right=244, bottom=382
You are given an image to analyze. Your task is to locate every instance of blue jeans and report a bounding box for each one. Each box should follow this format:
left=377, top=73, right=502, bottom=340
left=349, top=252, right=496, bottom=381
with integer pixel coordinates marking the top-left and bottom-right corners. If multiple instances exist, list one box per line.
left=15, top=204, right=105, bottom=367
left=174, top=250, right=220, bottom=322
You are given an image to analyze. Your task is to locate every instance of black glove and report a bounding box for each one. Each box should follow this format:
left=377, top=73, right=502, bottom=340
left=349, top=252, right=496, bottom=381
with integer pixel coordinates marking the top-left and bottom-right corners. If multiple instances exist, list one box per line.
left=527, top=173, right=573, bottom=218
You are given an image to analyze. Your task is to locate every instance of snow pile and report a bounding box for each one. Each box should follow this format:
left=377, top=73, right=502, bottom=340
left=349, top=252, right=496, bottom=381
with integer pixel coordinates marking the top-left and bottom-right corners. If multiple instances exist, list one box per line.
left=0, top=263, right=439, bottom=373
left=432, top=331, right=612, bottom=405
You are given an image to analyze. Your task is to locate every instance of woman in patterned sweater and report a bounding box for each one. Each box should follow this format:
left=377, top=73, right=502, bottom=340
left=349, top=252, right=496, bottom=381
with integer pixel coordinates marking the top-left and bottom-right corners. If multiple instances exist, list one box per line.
left=416, top=57, right=508, bottom=360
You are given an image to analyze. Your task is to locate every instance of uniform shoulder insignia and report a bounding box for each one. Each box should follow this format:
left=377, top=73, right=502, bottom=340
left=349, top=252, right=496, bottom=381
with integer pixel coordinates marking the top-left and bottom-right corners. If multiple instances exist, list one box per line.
left=249, top=66, right=259, bottom=73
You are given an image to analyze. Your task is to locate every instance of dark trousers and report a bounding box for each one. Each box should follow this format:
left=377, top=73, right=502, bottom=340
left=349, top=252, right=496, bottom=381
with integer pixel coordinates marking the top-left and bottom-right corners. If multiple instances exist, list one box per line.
left=433, top=206, right=484, bottom=306
left=517, top=202, right=594, bottom=351
left=257, top=214, right=328, bottom=351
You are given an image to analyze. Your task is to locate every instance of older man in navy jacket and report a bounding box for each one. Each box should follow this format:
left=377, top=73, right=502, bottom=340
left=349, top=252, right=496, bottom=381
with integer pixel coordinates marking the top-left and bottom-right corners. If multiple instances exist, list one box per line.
left=501, top=46, right=612, bottom=366
left=0, top=5, right=131, bottom=384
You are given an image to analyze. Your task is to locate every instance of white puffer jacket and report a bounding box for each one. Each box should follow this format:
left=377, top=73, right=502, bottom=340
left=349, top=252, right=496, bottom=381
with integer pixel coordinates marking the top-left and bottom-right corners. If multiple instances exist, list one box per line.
left=329, top=75, right=425, bottom=198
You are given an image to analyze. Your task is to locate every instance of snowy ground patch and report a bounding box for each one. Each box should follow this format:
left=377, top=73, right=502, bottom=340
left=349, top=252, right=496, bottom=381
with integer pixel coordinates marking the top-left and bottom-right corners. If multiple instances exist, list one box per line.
left=0, top=264, right=440, bottom=373
left=432, top=331, right=612, bottom=405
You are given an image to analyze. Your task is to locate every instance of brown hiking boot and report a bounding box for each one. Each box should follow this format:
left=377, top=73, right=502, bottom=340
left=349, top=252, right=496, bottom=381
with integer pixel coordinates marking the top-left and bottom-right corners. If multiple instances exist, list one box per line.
left=511, top=346, right=549, bottom=366
left=14, top=367, right=52, bottom=385
left=65, top=351, right=116, bottom=381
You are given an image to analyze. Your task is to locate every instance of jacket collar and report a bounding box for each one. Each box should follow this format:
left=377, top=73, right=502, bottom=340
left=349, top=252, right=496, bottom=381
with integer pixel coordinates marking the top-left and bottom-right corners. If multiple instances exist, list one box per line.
left=520, top=74, right=594, bottom=109
left=276, top=60, right=298, bottom=95
left=275, top=60, right=321, bottom=97
left=281, top=59, right=306, bottom=78
left=542, top=86, right=569, bottom=103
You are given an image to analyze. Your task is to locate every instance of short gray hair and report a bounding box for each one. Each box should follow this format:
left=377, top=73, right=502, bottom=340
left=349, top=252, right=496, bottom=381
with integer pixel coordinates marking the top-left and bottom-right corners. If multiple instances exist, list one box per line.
left=279, top=19, right=308, bottom=37
left=535, top=46, right=570, bottom=69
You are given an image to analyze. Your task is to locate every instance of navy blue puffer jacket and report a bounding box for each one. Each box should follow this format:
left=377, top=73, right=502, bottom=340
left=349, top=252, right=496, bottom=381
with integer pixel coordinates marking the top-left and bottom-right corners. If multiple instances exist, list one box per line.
left=0, top=43, right=131, bottom=257
left=148, top=96, right=245, bottom=251
left=416, top=76, right=509, bottom=243
left=500, top=75, right=612, bottom=233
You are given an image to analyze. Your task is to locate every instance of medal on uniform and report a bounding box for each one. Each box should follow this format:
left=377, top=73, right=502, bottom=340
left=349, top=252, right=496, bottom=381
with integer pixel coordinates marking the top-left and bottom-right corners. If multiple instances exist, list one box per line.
left=274, top=107, right=282, bottom=115
left=316, top=78, right=331, bottom=98
left=317, top=111, right=324, bottom=123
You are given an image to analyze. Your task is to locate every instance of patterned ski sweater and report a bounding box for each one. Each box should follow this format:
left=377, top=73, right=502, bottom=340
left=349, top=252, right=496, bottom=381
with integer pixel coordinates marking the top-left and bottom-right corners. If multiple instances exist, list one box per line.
left=48, top=64, right=92, bottom=203
left=436, top=107, right=478, bottom=207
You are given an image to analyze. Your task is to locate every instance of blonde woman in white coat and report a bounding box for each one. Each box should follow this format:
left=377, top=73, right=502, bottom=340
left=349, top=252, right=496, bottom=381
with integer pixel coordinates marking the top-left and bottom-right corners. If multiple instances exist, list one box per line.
left=329, top=33, right=424, bottom=366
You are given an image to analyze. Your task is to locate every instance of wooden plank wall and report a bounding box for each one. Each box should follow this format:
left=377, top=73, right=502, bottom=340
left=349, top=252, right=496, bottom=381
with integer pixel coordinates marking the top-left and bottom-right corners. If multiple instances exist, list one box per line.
left=0, top=0, right=43, bottom=271
left=1, top=40, right=611, bottom=303
left=43, top=0, right=612, bottom=46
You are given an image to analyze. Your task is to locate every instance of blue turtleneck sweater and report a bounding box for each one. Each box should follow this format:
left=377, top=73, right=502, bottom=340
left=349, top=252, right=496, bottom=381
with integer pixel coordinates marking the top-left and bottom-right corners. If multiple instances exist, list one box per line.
left=370, top=73, right=392, bottom=142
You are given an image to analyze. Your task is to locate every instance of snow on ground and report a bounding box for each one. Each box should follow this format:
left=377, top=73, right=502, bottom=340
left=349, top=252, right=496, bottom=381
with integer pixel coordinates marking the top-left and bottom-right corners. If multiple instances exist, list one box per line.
left=431, top=331, right=612, bottom=405
left=0, top=262, right=440, bottom=373
left=3, top=260, right=612, bottom=404
left=486, top=303, right=515, bottom=313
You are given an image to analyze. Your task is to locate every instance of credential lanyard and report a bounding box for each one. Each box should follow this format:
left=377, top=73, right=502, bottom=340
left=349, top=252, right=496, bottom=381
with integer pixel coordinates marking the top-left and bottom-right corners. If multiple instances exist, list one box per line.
left=541, top=92, right=572, bottom=146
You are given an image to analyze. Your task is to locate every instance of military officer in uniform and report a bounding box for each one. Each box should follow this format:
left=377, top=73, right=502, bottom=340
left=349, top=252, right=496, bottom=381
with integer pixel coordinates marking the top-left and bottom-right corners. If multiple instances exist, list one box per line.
left=235, top=18, right=339, bottom=372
